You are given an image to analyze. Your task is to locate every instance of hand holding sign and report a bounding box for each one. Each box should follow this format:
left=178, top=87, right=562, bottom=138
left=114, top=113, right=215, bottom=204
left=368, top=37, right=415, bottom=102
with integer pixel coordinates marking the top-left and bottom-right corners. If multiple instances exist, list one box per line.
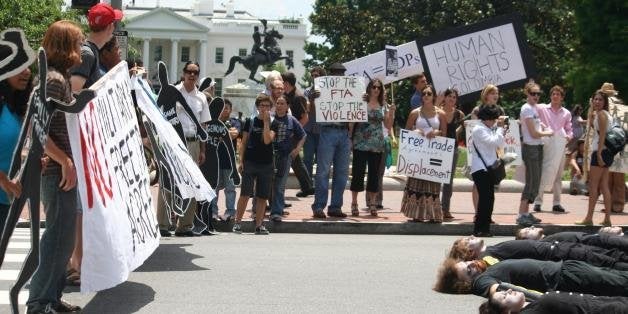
left=314, top=76, right=367, bottom=123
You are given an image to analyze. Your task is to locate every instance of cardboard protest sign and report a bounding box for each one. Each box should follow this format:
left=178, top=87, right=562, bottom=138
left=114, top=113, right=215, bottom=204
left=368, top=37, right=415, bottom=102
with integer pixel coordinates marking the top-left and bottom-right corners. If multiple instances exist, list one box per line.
left=396, top=129, right=455, bottom=184
left=314, top=76, right=367, bottom=123
left=134, top=76, right=215, bottom=215
left=464, top=119, right=522, bottom=166
left=0, top=47, right=95, bottom=312
left=417, top=14, right=535, bottom=104
left=343, top=41, right=423, bottom=84
left=66, top=62, right=158, bottom=293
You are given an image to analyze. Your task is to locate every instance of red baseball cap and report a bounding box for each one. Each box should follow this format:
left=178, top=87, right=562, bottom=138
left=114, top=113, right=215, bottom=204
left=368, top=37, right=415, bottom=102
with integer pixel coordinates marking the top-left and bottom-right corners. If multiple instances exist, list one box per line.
left=88, top=3, right=123, bottom=29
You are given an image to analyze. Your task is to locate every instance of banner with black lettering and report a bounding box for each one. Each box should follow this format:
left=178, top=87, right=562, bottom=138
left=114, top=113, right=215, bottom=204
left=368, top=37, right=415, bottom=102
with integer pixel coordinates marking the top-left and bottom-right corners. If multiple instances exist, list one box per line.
left=66, top=62, right=158, bottom=293
left=314, top=76, right=367, bottom=122
left=396, top=129, right=455, bottom=184
left=344, top=41, right=423, bottom=84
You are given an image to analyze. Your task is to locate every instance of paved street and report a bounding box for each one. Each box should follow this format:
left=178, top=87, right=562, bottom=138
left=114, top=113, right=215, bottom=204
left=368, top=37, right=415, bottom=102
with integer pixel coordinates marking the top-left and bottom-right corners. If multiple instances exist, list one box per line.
left=1, top=232, right=506, bottom=313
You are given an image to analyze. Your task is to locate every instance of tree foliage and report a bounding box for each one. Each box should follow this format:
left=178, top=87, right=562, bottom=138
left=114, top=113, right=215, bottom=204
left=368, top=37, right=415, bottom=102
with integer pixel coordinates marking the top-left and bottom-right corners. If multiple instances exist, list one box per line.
left=0, top=0, right=83, bottom=49
left=306, top=0, right=582, bottom=115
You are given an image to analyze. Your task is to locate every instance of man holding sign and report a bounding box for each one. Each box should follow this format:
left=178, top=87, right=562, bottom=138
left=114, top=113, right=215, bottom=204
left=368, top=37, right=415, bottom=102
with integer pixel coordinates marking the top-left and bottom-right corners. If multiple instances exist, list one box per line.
left=311, top=63, right=366, bottom=218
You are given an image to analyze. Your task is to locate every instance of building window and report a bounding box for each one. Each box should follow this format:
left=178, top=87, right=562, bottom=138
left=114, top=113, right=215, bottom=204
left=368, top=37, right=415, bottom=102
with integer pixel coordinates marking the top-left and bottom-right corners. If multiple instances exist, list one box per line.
left=239, top=48, right=247, bottom=57
left=237, top=79, right=245, bottom=84
left=286, top=50, right=294, bottom=59
left=215, top=78, right=223, bottom=96
left=181, top=46, right=190, bottom=62
left=215, top=47, right=224, bottom=64
left=154, top=45, right=162, bottom=61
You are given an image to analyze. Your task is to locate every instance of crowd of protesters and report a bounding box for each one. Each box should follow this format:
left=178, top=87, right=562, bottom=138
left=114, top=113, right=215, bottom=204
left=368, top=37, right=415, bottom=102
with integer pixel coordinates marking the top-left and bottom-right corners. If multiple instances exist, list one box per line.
left=0, top=2, right=627, bottom=313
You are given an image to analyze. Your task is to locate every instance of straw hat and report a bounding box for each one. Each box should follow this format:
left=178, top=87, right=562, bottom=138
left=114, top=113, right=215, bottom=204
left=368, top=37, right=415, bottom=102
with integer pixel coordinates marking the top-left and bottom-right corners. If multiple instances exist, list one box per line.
left=600, top=82, right=618, bottom=96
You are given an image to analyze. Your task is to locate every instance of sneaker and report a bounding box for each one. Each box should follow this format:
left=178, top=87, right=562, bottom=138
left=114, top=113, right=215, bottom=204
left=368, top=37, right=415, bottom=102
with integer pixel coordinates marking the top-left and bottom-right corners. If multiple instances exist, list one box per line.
left=533, top=204, right=541, bottom=212
left=232, top=223, right=242, bottom=234
left=255, top=225, right=270, bottom=235
left=552, top=205, right=566, bottom=213
left=159, top=229, right=172, bottom=237
left=270, top=214, right=282, bottom=222
left=528, top=213, right=542, bottom=223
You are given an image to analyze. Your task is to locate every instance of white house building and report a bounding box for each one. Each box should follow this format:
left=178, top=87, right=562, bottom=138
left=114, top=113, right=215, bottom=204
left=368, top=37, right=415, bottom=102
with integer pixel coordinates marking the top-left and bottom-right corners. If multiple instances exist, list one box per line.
left=122, top=0, right=308, bottom=94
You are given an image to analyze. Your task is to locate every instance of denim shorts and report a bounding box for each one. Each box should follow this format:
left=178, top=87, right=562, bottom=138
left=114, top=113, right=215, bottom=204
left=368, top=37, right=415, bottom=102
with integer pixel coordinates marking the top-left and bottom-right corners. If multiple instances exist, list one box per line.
left=240, top=160, right=274, bottom=199
left=591, top=150, right=614, bottom=168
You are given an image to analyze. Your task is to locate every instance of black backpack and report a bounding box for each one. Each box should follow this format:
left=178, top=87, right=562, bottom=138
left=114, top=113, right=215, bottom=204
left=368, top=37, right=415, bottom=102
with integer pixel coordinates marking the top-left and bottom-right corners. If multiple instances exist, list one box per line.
left=605, top=118, right=627, bottom=155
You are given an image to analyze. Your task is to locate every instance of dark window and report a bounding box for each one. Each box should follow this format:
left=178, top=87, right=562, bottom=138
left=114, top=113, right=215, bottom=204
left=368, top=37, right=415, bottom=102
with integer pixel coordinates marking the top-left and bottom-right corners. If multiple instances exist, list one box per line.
left=215, top=47, right=224, bottom=64
left=239, top=48, right=247, bottom=57
left=215, top=78, right=223, bottom=96
left=181, top=46, right=190, bottom=62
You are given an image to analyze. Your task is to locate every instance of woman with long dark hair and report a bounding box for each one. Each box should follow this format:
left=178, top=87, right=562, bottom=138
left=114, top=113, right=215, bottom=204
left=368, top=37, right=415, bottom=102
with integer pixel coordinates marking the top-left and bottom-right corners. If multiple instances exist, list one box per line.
left=439, top=88, right=464, bottom=220
left=349, top=78, right=394, bottom=216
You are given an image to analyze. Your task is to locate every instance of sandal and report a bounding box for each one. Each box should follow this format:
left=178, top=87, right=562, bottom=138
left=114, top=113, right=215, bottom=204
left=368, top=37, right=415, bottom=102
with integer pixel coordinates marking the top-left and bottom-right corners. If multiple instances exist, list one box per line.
left=599, top=219, right=612, bottom=227
left=351, top=203, right=359, bottom=217
left=66, top=268, right=81, bottom=286
left=369, top=205, right=378, bottom=217
left=574, top=220, right=593, bottom=226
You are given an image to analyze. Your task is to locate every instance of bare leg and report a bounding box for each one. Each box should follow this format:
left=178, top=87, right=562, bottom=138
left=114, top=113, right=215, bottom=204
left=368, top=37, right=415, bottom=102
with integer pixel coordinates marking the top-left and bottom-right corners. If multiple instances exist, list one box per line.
left=235, top=196, right=250, bottom=223
left=599, top=168, right=612, bottom=224
left=254, top=198, right=267, bottom=227
left=584, top=166, right=603, bottom=223
left=351, top=191, right=358, bottom=205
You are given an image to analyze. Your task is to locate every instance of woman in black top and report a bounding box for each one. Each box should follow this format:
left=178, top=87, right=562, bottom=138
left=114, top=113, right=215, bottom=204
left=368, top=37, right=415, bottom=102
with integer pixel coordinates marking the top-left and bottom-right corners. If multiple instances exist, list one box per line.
left=439, top=88, right=464, bottom=220
left=479, top=289, right=628, bottom=314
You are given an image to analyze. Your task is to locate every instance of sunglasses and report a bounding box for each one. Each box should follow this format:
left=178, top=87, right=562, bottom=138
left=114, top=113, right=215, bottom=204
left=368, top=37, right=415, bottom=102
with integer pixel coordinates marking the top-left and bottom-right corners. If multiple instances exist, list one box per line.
left=184, top=70, right=199, bottom=75
left=530, top=92, right=542, bottom=96
left=372, top=85, right=382, bottom=90
left=422, top=92, right=433, bottom=96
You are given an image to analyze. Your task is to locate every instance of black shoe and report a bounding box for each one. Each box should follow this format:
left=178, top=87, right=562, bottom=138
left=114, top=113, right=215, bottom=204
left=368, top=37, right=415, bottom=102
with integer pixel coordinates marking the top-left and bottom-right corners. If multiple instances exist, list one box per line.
left=174, top=230, right=201, bottom=237
left=533, top=204, right=542, bottom=212
left=284, top=203, right=292, bottom=208
left=54, top=300, right=81, bottom=312
left=473, top=232, right=493, bottom=237
left=201, top=229, right=217, bottom=236
left=312, top=211, right=326, bottom=219
left=327, top=211, right=347, bottom=218
left=552, top=205, right=566, bottom=213
left=296, top=188, right=315, bottom=197
left=159, top=229, right=172, bottom=237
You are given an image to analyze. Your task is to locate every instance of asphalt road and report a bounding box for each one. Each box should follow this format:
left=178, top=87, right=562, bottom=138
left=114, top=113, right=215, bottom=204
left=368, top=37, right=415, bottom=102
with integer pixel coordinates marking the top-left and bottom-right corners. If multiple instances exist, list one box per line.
left=4, top=233, right=508, bottom=313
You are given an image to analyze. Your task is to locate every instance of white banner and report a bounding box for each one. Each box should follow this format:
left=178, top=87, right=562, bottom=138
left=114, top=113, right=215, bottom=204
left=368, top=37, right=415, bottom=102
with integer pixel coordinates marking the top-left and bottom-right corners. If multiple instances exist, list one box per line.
left=465, top=119, right=522, bottom=166
left=343, top=41, right=424, bottom=84
left=396, top=129, right=455, bottom=184
left=422, top=23, right=527, bottom=95
left=66, top=62, right=159, bottom=293
left=314, top=76, right=367, bottom=122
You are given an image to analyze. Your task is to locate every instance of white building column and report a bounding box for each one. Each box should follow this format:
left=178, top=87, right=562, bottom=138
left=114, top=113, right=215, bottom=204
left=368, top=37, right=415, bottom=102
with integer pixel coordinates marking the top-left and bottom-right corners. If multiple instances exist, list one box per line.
left=199, top=40, right=207, bottom=78
left=170, top=39, right=179, bottom=80
left=142, top=37, right=150, bottom=71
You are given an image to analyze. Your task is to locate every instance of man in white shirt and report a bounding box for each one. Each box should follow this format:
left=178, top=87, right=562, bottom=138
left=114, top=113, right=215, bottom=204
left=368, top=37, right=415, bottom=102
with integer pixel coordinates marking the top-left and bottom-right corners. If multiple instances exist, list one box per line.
left=160, top=61, right=210, bottom=237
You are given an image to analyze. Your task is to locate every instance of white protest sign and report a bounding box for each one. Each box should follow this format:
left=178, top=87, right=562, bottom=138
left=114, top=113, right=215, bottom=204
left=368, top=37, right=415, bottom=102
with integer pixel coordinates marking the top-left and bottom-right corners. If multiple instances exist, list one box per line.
left=396, top=129, right=455, bottom=184
left=314, top=76, right=367, bottom=122
left=343, top=41, right=424, bottom=84
left=66, top=62, right=159, bottom=293
left=465, top=119, right=522, bottom=166
left=422, top=23, right=527, bottom=95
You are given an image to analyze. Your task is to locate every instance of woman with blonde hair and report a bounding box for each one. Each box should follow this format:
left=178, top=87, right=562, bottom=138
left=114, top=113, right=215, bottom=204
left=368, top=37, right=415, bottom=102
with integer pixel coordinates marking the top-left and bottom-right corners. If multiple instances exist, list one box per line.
left=401, top=85, right=446, bottom=222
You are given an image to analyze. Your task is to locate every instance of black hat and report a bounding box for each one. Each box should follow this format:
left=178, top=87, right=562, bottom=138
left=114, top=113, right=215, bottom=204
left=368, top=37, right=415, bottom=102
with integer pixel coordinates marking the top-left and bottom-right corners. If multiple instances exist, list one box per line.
left=477, top=105, right=501, bottom=121
left=0, top=28, right=36, bottom=82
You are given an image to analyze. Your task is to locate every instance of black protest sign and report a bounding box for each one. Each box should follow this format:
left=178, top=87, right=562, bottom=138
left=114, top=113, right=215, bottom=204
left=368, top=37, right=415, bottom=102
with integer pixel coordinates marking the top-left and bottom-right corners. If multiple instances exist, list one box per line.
left=0, top=48, right=95, bottom=313
left=417, top=14, right=535, bottom=104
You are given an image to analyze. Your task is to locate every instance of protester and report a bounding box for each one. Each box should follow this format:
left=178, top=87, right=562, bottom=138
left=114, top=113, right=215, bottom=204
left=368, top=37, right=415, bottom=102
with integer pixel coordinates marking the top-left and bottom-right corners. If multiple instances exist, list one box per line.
left=26, top=20, right=85, bottom=314
left=447, top=236, right=628, bottom=269
left=469, top=105, right=506, bottom=236
left=434, top=257, right=628, bottom=297
left=349, top=78, right=394, bottom=217
left=311, top=62, right=351, bottom=219
left=233, top=94, right=278, bottom=234
left=282, top=71, right=315, bottom=198
left=0, top=29, right=34, bottom=230
left=479, top=290, right=628, bottom=314
left=209, top=99, right=238, bottom=222
left=302, top=66, right=325, bottom=186
left=515, top=226, right=628, bottom=254
left=157, top=61, right=210, bottom=237
left=370, top=87, right=396, bottom=211
left=601, top=82, right=626, bottom=214
left=270, top=95, right=305, bottom=222
left=98, top=36, right=121, bottom=73
left=401, top=85, right=446, bottom=223
left=517, top=82, right=553, bottom=226
left=440, top=88, right=464, bottom=220
left=409, top=73, right=428, bottom=110
left=533, top=85, right=572, bottom=213
left=568, top=104, right=586, bottom=151
left=578, top=90, right=613, bottom=226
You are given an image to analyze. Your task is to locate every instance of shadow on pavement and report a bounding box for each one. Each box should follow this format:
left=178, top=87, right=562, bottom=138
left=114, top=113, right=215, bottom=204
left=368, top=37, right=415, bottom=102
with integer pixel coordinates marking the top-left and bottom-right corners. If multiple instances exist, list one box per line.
left=135, top=243, right=208, bottom=272
left=81, top=281, right=154, bottom=313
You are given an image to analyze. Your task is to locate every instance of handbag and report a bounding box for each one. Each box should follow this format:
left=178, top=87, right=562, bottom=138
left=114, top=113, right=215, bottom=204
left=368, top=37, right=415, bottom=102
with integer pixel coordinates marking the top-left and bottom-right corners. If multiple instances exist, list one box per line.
left=472, top=141, right=506, bottom=185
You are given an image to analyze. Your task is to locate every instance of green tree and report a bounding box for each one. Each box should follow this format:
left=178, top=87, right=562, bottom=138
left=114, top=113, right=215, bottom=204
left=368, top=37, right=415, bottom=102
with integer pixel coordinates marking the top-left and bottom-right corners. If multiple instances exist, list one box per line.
left=0, top=0, right=83, bottom=49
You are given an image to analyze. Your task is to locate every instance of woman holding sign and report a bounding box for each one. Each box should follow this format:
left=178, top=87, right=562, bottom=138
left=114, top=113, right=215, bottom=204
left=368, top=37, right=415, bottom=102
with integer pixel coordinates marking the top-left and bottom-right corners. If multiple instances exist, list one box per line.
left=401, top=85, right=446, bottom=222
left=349, top=79, right=395, bottom=217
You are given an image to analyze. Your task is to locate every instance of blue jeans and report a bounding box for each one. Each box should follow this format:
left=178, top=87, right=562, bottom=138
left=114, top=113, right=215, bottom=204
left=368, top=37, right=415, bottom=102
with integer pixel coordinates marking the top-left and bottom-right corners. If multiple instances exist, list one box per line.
left=312, top=127, right=350, bottom=212
left=27, top=175, right=77, bottom=307
left=303, top=131, right=319, bottom=180
left=210, top=168, right=237, bottom=217
left=271, top=154, right=292, bottom=216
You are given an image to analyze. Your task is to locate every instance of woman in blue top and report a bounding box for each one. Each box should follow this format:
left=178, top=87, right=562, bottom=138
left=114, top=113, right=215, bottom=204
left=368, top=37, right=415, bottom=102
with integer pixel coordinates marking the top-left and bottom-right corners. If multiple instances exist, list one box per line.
left=349, top=78, right=395, bottom=217
left=0, top=29, right=35, bottom=229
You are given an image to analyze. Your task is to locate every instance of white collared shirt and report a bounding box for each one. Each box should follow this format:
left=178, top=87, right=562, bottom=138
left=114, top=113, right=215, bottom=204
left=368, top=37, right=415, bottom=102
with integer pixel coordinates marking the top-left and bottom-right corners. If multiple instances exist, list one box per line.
left=176, top=83, right=210, bottom=137
left=470, top=123, right=505, bottom=173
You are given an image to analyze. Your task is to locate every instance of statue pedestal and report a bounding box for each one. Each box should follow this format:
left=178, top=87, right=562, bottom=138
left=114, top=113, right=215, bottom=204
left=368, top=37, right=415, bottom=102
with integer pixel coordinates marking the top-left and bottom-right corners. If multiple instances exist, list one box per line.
left=223, top=81, right=264, bottom=118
